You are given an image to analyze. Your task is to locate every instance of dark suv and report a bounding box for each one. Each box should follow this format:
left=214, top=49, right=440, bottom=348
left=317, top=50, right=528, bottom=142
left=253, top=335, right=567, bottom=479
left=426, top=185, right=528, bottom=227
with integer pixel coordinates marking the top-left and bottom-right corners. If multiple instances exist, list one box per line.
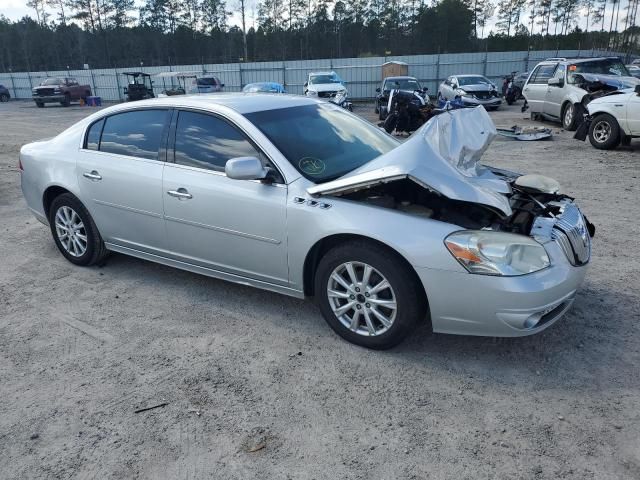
left=375, top=76, right=427, bottom=120
left=0, top=84, right=10, bottom=102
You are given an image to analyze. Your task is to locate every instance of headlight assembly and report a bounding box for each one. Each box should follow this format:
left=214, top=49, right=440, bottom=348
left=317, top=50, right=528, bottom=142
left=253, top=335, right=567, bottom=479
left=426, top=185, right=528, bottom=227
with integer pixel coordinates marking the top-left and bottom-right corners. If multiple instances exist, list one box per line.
left=307, top=90, right=318, bottom=96
left=445, top=231, right=550, bottom=276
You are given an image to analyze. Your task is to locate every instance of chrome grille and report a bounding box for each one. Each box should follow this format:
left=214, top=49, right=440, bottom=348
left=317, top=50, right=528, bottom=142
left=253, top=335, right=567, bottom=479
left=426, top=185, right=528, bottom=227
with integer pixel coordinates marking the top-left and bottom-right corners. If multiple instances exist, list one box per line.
left=552, top=203, right=591, bottom=266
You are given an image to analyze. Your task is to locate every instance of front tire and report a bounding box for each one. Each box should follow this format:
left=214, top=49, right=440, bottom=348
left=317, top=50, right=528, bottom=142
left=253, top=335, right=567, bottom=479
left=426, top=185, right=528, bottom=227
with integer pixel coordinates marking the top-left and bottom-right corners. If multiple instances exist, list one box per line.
left=314, top=241, right=426, bottom=349
left=588, top=113, right=621, bottom=150
left=61, top=94, right=71, bottom=107
left=48, top=193, right=108, bottom=266
left=36, top=102, right=44, bottom=108
left=562, top=102, right=583, bottom=131
left=0, top=93, right=8, bottom=102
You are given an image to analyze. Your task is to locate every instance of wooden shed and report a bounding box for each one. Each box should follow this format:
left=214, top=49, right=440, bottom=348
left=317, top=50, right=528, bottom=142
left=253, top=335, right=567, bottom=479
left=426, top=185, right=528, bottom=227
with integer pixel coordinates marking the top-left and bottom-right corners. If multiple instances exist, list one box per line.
left=381, top=61, right=408, bottom=79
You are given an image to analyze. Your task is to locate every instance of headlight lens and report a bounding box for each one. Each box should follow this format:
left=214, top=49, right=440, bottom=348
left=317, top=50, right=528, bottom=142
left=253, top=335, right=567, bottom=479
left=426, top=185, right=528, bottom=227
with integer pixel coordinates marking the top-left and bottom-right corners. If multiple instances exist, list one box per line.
left=445, top=231, right=550, bottom=276
left=456, top=88, right=468, bottom=96
left=307, top=90, right=317, bottom=96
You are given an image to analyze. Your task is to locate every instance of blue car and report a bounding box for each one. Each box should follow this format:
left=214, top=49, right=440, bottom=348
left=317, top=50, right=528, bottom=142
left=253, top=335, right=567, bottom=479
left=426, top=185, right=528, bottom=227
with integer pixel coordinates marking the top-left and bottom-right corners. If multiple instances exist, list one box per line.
left=242, top=82, right=286, bottom=93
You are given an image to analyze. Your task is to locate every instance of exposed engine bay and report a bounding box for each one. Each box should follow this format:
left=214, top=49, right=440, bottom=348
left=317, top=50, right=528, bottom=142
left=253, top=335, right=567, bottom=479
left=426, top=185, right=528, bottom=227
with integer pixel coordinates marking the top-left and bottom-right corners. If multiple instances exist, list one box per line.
left=335, top=172, right=594, bottom=256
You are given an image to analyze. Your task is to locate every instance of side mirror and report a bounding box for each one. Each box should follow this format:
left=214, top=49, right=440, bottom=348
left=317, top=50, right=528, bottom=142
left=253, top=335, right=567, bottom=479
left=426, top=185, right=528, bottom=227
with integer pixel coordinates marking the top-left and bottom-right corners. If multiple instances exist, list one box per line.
left=304, top=82, right=308, bottom=88
left=635, top=84, right=640, bottom=95
left=422, top=87, right=429, bottom=93
left=221, top=83, right=225, bottom=87
left=548, top=77, right=563, bottom=87
left=376, top=87, right=381, bottom=93
left=123, top=88, right=128, bottom=94
left=225, top=157, right=268, bottom=181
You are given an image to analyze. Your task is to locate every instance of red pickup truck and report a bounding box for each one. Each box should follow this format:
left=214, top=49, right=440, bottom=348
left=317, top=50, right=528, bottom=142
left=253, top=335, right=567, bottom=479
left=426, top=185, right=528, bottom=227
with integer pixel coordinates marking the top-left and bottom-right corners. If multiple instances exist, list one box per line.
left=32, top=77, right=92, bottom=107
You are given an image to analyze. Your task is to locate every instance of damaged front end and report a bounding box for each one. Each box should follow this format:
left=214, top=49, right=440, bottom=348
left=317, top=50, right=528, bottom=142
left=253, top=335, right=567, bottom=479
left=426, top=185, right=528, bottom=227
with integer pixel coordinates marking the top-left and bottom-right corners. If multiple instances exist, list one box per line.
left=308, top=106, right=594, bottom=267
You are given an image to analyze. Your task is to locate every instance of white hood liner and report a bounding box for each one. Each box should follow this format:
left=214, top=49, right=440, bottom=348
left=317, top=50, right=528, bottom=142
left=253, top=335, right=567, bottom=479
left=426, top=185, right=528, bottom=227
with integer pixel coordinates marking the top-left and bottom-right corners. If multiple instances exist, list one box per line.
left=307, top=106, right=513, bottom=216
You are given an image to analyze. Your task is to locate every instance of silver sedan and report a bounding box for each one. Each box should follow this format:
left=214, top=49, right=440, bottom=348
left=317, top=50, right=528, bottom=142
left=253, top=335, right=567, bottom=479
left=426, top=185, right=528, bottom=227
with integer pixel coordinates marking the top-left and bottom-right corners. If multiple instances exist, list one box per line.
left=438, top=74, right=502, bottom=109
left=20, top=94, right=593, bottom=349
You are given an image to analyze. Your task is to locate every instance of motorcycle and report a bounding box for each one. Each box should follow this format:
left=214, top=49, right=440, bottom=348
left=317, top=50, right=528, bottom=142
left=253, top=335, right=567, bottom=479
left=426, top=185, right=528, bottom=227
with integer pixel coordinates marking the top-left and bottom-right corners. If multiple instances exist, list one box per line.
left=502, top=71, right=521, bottom=105
left=382, top=89, right=436, bottom=134
left=329, top=90, right=353, bottom=111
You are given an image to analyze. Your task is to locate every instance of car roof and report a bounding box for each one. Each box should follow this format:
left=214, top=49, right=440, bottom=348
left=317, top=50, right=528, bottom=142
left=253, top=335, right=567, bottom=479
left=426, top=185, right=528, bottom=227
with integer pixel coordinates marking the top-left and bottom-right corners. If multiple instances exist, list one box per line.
left=309, top=71, right=335, bottom=76
left=453, top=74, right=488, bottom=78
left=384, top=76, right=417, bottom=81
left=538, top=56, right=620, bottom=65
left=101, top=93, right=319, bottom=115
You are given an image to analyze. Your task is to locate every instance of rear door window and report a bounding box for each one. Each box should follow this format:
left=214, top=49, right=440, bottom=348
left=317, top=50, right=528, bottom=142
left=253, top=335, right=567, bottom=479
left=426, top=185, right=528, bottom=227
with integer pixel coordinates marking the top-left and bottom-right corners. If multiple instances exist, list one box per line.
left=173, top=110, right=262, bottom=172
left=99, top=109, right=169, bottom=160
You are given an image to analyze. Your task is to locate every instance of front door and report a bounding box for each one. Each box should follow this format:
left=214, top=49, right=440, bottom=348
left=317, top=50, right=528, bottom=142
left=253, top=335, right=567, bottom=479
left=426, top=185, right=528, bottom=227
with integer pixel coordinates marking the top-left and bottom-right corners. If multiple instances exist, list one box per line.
left=523, top=63, right=557, bottom=113
left=543, top=64, right=566, bottom=118
left=76, top=109, right=170, bottom=253
left=162, top=109, right=289, bottom=286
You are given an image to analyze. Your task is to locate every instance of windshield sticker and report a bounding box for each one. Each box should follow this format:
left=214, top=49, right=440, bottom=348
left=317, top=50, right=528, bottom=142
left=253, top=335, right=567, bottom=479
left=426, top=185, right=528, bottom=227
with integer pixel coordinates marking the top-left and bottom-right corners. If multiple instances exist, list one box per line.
left=299, top=157, right=326, bottom=176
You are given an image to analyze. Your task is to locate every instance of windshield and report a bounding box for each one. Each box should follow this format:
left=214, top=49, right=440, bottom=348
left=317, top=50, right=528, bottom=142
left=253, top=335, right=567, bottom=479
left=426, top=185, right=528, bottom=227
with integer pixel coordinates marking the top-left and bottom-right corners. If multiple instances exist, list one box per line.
left=384, top=79, right=421, bottom=91
left=243, top=83, right=282, bottom=93
left=309, top=74, right=342, bottom=85
left=41, top=78, right=64, bottom=86
left=245, top=104, right=398, bottom=183
left=568, top=59, right=630, bottom=79
left=197, top=77, right=218, bottom=86
left=458, top=76, right=491, bottom=86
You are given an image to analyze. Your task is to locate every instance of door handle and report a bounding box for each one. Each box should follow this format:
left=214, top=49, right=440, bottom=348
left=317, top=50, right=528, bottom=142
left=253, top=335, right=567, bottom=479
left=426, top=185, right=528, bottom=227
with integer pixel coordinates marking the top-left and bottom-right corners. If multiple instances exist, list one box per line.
left=83, top=170, right=102, bottom=181
left=167, top=188, right=193, bottom=200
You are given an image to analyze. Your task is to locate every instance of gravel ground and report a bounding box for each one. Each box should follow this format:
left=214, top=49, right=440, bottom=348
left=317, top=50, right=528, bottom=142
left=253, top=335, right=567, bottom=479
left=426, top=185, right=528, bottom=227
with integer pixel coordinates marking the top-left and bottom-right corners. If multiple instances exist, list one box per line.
left=0, top=99, right=639, bottom=480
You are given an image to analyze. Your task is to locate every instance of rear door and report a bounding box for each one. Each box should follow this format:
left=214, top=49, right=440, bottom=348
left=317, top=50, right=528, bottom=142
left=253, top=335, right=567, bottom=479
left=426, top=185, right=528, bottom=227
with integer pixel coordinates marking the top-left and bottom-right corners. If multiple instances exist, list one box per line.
left=523, top=63, right=557, bottom=113
left=162, top=109, right=289, bottom=285
left=76, top=108, right=170, bottom=253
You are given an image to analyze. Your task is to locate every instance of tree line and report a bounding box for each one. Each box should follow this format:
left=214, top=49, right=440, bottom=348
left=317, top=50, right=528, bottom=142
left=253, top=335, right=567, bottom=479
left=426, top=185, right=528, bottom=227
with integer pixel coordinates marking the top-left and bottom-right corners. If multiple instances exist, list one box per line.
left=0, top=0, right=638, bottom=72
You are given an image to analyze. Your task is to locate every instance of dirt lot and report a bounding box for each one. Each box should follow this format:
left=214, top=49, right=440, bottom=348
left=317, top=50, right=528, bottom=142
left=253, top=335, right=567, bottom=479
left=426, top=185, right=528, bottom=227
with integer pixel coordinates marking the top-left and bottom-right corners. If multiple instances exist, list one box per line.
left=1, top=99, right=639, bottom=480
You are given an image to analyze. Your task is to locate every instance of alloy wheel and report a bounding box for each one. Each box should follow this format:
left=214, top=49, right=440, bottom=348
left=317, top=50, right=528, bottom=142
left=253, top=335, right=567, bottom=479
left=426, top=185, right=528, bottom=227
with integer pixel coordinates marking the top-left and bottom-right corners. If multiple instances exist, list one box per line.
left=592, top=120, right=611, bottom=143
left=564, top=106, right=573, bottom=128
left=54, top=206, right=87, bottom=257
left=327, top=261, right=397, bottom=336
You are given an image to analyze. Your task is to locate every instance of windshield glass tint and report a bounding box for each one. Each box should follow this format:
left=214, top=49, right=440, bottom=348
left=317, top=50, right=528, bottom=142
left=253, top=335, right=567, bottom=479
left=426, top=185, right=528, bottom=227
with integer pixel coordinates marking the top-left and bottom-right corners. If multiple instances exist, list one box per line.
left=570, top=59, right=630, bottom=77
left=42, top=78, right=64, bottom=85
left=197, top=78, right=217, bottom=86
left=458, top=76, right=491, bottom=86
left=385, top=79, right=420, bottom=90
left=245, top=104, right=398, bottom=183
left=310, top=74, right=342, bottom=84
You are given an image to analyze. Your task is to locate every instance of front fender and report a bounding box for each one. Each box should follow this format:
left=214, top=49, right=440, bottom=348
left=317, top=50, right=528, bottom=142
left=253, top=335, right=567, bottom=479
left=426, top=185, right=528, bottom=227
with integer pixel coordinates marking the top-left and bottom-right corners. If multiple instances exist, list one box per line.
left=286, top=189, right=467, bottom=291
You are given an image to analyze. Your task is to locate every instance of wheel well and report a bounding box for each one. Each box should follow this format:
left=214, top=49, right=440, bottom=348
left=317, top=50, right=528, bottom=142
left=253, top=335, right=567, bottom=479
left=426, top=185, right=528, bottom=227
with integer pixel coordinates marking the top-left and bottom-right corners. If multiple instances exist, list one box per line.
left=302, top=234, right=428, bottom=305
left=43, top=186, right=71, bottom=219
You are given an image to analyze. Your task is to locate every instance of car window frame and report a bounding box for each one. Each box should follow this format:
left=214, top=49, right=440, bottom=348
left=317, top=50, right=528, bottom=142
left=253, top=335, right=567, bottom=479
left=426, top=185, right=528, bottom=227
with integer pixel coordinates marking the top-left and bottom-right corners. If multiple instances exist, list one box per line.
left=167, top=107, right=286, bottom=185
left=528, top=63, right=558, bottom=84
left=81, top=107, right=172, bottom=163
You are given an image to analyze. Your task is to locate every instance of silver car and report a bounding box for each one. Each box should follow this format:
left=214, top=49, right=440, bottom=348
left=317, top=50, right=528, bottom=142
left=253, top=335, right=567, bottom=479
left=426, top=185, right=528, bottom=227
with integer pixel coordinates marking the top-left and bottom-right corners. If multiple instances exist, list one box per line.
left=438, top=74, right=502, bottom=109
left=20, top=95, right=593, bottom=349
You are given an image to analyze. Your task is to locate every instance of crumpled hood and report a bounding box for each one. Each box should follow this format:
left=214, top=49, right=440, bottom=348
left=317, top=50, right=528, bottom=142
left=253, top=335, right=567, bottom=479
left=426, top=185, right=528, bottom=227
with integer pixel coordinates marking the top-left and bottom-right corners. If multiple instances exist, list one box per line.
left=577, top=73, right=640, bottom=90
left=307, top=106, right=513, bottom=216
left=458, top=84, right=497, bottom=93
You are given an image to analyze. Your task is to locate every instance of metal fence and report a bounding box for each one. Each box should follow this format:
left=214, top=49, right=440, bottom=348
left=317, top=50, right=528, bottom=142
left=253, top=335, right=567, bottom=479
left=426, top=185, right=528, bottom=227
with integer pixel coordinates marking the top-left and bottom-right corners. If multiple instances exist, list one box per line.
left=0, top=48, right=624, bottom=102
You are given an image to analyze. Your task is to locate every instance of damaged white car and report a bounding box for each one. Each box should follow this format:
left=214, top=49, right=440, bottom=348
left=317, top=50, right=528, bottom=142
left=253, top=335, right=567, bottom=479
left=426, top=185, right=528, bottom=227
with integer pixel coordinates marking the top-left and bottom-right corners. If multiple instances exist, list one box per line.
left=20, top=95, right=594, bottom=349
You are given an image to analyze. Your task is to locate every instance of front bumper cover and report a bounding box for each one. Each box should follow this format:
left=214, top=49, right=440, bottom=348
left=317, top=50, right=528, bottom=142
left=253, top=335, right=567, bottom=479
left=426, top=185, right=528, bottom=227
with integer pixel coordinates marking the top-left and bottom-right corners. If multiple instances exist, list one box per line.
left=416, top=240, right=588, bottom=337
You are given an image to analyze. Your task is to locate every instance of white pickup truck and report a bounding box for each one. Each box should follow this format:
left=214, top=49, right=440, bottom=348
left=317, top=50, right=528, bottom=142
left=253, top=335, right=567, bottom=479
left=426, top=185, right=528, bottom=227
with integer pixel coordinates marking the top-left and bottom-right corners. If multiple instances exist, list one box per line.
left=578, top=85, right=640, bottom=149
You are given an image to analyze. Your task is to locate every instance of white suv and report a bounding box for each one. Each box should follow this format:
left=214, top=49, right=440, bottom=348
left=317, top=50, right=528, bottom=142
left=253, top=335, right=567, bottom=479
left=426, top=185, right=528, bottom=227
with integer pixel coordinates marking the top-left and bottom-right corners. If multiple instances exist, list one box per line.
left=523, top=57, right=639, bottom=130
left=304, top=71, right=347, bottom=99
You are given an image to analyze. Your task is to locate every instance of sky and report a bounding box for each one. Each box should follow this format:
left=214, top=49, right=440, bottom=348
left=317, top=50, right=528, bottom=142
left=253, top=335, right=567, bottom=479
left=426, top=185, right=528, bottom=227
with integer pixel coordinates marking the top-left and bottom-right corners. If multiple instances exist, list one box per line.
left=0, top=0, right=625, bottom=38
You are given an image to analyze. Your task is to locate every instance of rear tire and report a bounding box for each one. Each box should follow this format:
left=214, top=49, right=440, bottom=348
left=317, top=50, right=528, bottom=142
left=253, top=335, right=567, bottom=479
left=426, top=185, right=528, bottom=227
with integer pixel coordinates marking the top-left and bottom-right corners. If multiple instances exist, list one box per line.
left=48, top=193, right=108, bottom=266
left=314, top=241, right=426, bottom=349
left=0, top=93, right=8, bottom=102
left=588, top=113, right=621, bottom=150
left=61, top=94, right=71, bottom=107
